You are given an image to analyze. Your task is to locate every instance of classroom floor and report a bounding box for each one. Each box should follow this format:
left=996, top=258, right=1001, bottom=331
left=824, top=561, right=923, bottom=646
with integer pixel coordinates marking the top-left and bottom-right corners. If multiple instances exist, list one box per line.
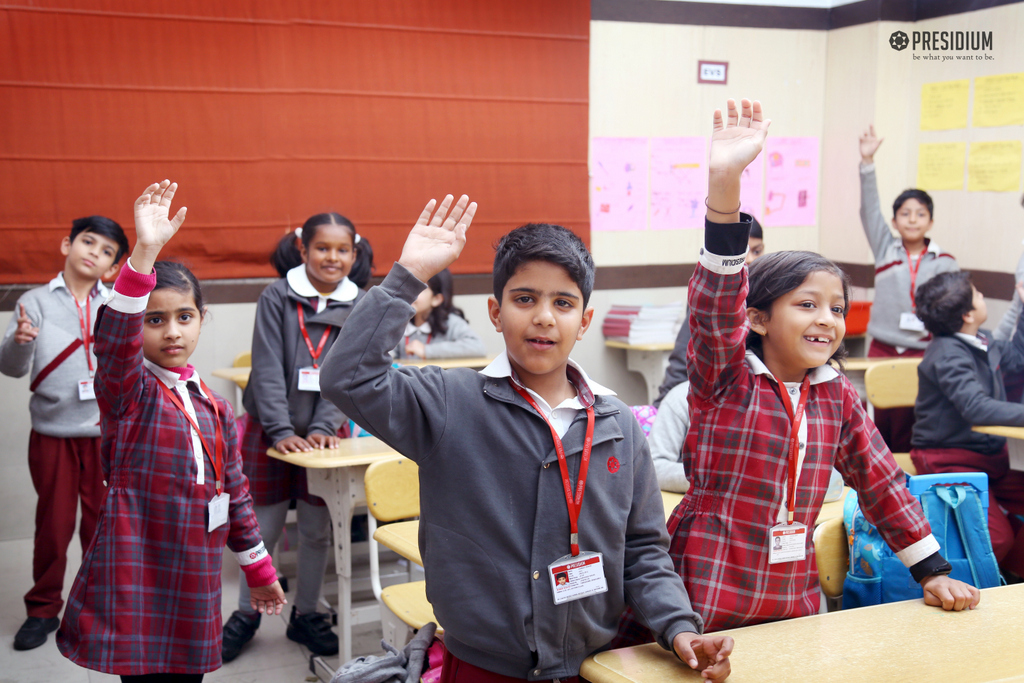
left=0, top=535, right=385, bottom=683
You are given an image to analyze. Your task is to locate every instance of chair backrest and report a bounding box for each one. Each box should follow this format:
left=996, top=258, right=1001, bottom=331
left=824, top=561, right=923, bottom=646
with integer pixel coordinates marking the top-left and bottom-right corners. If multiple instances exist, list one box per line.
left=813, top=515, right=848, bottom=600
left=233, top=350, right=252, bottom=367
left=364, top=456, right=420, bottom=522
left=863, top=358, right=922, bottom=409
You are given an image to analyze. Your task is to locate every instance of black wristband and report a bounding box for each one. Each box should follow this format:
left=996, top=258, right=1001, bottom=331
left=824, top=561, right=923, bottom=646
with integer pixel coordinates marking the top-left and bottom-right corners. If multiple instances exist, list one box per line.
left=910, top=552, right=952, bottom=583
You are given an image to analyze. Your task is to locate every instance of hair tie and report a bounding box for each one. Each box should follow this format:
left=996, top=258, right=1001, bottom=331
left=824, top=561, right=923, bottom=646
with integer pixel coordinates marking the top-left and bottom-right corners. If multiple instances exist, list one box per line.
left=355, top=233, right=362, bottom=244
left=294, top=227, right=303, bottom=239
left=704, top=197, right=742, bottom=215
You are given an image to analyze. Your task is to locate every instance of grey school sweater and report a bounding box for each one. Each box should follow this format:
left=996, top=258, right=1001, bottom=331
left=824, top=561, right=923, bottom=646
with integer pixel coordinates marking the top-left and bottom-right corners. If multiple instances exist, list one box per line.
left=320, top=263, right=701, bottom=681
left=859, top=163, right=960, bottom=350
left=0, top=274, right=108, bottom=438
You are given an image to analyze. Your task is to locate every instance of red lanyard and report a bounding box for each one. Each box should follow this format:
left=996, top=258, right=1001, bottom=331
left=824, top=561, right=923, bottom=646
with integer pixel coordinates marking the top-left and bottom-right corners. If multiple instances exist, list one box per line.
left=768, top=374, right=810, bottom=524
left=511, top=381, right=595, bottom=557
left=158, top=379, right=224, bottom=496
left=907, top=252, right=923, bottom=308
left=405, top=333, right=432, bottom=346
left=73, top=296, right=93, bottom=373
left=297, top=304, right=330, bottom=369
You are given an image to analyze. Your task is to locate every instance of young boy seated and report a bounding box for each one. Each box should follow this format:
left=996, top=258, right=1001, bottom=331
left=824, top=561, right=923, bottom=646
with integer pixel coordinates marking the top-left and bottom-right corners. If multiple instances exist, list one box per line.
left=321, top=196, right=732, bottom=682
left=0, top=216, right=128, bottom=650
left=911, top=271, right=1024, bottom=578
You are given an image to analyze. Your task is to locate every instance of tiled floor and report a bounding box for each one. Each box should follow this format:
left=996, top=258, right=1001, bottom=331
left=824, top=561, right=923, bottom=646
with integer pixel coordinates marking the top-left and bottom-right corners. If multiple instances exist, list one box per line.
left=0, top=536, right=385, bottom=683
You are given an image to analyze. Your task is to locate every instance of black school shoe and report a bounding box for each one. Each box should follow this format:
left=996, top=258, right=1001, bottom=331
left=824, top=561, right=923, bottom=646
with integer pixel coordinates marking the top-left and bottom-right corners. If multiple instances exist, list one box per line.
left=286, top=606, right=339, bottom=656
left=222, top=611, right=261, bottom=662
left=14, top=616, right=60, bottom=651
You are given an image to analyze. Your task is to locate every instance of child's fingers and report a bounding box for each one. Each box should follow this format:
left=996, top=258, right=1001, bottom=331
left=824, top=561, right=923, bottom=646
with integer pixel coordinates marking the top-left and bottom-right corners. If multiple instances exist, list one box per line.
left=459, top=201, right=478, bottom=232
left=739, top=98, right=752, bottom=127
left=725, top=99, right=738, bottom=127
left=431, top=195, right=455, bottom=227
left=712, top=109, right=724, bottom=132
left=750, top=100, right=763, bottom=124
left=170, top=206, right=188, bottom=231
left=135, top=183, right=160, bottom=208
left=416, top=199, right=438, bottom=226
left=18, top=303, right=29, bottom=323
left=445, top=195, right=471, bottom=228
left=158, top=181, right=178, bottom=208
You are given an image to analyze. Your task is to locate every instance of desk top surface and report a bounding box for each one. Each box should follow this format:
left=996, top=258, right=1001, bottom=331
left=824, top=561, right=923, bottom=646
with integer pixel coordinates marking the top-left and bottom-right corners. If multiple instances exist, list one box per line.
left=840, top=357, right=921, bottom=372
left=974, top=424, right=1024, bottom=439
left=395, top=356, right=494, bottom=369
left=582, top=584, right=1024, bottom=682
left=661, top=489, right=849, bottom=526
left=604, top=340, right=676, bottom=352
left=210, top=366, right=251, bottom=389
left=267, top=436, right=399, bottom=468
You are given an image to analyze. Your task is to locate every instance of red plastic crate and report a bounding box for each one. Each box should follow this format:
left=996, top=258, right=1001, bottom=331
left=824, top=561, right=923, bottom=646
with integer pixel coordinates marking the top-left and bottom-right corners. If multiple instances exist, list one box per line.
left=846, top=301, right=872, bottom=336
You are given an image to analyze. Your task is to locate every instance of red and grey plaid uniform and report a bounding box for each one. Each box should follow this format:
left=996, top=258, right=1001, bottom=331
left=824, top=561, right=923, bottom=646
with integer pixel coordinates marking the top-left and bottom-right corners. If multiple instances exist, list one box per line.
left=57, top=261, right=275, bottom=676
left=617, top=217, right=942, bottom=641
left=239, top=413, right=322, bottom=505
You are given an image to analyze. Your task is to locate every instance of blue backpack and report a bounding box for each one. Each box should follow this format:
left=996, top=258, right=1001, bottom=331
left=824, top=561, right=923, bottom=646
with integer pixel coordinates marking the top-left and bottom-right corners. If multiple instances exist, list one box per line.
left=842, top=472, right=1002, bottom=608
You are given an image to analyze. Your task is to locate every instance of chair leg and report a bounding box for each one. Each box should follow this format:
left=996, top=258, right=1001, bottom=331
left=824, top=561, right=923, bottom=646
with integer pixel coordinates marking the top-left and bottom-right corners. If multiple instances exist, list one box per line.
left=381, top=607, right=414, bottom=648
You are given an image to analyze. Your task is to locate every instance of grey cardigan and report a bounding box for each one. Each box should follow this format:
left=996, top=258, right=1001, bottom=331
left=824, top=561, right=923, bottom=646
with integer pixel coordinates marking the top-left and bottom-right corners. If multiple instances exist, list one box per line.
left=320, top=263, right=701, bottom=681
left=859, top=163, right=959, bottom=350
left=243, top=277, right=362, bottom=444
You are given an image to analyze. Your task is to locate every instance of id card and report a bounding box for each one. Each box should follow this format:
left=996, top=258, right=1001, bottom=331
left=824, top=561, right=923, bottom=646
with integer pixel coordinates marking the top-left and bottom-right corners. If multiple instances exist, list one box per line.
left=768, top=523, right=807, bottom=564
left=208, top=492, right=230, bottom=532
left=899, top=312, right=926, bottom=333
left=78, top=378, right=96, bottom=401
left=298, top=367, right=321, bottom=392
left=548, top=551, right=608, bottom=605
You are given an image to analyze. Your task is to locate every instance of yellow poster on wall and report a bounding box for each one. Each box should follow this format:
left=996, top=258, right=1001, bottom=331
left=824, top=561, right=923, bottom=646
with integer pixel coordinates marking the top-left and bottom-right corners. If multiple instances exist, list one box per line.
left=917, top=142, right=966, bottom=190
left=968, top=141, right=1022, bottom=192
left=973, top=73, right=1024, bottom=128
left=920, top=80, right=969, bottom=131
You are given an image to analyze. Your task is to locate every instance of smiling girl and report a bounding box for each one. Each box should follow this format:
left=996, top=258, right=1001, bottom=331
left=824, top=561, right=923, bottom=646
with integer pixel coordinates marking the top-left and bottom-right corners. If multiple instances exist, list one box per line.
left=223, top=212, right=373, bottom=661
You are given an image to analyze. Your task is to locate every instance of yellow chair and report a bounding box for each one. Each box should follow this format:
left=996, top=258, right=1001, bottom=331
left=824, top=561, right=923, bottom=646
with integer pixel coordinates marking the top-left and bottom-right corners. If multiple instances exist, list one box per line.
left=813, top=516, right=849, bottom=611
left=863, top=358, right=922, bottom=476
left=233, top=350, right=251, bottom=367
left=364, top=456, right=441, bottom=646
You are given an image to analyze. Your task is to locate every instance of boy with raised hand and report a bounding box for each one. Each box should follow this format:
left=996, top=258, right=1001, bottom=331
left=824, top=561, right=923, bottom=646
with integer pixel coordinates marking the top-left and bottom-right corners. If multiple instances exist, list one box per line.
left=0, top=216, right=129, bottom=651
left=321, top=196, right=732, bottom=682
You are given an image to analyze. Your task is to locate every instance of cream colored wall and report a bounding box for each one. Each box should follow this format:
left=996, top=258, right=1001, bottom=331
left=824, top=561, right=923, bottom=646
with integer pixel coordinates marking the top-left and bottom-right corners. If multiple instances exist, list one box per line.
left=589, top=20, right=828, bottom=266
left=821, top=5, right=1024, bottom=280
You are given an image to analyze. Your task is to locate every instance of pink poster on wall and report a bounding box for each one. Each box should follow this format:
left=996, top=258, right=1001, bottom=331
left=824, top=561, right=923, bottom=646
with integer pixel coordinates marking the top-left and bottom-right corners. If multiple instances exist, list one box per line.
left=739, top=151, right=765, bottom=220
left=650, top=137, right=706, bottom=230
left=590, top=137, right=648, bottom=232
left=762, top=137, right=819, bottom=227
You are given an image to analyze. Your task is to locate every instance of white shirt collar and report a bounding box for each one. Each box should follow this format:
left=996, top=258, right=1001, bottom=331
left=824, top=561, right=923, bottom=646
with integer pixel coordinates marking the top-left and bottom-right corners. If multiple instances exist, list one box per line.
left=144, top=358, right=206, bottom=394
left=954, top=332, right=988, bottom=352
left=286, top=265, right=358, bottom=303
left=480, top=350, right=616, bottom=397
left=744, top=350, right=839, bottom=386
left=49, top=272, right=111, bottom=300
left=405, top=321, right=432, bottom=336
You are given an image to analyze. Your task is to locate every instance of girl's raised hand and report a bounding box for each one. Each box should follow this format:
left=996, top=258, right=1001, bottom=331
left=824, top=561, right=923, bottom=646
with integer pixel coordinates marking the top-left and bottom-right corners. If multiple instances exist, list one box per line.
left=859, top=125, right=883, bottom=163
left=398, top=195, right=477, bottom=284
left=708, top=99, right=770, bottom=178
left=134, top=180, right=187, bottom=250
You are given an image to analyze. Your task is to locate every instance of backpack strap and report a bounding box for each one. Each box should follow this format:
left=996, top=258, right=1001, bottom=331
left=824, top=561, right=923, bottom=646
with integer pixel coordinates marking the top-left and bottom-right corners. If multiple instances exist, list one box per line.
left=29, top=338, right=84, bottom=392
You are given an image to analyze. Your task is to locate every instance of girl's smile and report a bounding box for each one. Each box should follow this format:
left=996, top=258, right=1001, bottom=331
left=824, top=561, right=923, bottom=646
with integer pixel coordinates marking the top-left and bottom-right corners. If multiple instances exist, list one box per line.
left=300, top=223, right=356, bottom=293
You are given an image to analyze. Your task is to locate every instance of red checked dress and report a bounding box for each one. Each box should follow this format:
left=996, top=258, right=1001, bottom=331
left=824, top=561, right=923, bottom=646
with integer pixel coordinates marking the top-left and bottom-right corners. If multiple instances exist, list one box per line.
left=57, top=273, right=269, bottom=676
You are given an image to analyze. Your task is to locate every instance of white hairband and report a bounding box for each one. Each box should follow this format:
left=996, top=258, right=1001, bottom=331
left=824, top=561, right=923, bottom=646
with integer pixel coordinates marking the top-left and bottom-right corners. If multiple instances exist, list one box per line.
left=293, top=226, right=360, bottom=244
left=355, top=233, right=362, bottom=244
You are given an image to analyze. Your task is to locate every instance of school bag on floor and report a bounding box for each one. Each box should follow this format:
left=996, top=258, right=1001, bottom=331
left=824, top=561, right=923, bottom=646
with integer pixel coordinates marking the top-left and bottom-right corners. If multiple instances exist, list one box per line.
left=842, top=472, right=1002, bottom=608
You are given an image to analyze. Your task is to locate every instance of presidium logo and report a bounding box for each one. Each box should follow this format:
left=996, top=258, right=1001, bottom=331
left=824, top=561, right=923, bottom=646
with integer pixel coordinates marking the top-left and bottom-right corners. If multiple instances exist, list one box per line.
left=890, top=29, right=994, bottom=60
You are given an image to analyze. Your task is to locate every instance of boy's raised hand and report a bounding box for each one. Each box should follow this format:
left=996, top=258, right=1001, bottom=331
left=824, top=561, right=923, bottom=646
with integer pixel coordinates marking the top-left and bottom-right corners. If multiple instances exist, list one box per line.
left=708, top=99, right=770, bottom=178
left=14, top=303, right=39, bottom=344
left=859, top=125, right=883, bottom=163
left=131, top=180, right=187, bottom=274
left=398, top=195, right=477, bottom=284
left=673, top=632, right=733, bottom=682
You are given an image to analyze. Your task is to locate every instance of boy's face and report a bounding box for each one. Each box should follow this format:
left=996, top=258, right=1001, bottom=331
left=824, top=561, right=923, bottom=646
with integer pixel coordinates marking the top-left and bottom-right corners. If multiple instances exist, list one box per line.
left=891, top=198, right=933, bottom=245
left=964, top=284, right=988, bottom=328
left=61, top=231, right=120, bottom=282
left=487, top=261, right=594, bottom=389
left=746, top=236, right=764, bottom=265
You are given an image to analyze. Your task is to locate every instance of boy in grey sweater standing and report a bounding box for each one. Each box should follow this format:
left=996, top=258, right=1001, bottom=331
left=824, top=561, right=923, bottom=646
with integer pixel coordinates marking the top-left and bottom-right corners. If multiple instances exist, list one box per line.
left=321, top=196, right=732, bottom=682
left=0, top=216, right=128, bottom=651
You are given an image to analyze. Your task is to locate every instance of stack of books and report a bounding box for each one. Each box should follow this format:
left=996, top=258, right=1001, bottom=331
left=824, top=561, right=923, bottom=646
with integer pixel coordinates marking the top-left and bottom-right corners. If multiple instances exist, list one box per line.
left=602, top=302, right=685, bottom=345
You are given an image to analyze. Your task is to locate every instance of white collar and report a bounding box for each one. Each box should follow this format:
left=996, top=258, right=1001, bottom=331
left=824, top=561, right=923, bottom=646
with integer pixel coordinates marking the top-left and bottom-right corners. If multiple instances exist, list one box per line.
left=744, top=350, right=839, bottom=386
left=144, top=358, right=206, bottom=395
left=954, top=332, right=988, bottom=352
left=286, top=265, right=358, bottom=303
left=49, top=272, right=110, bottom=300
left=406, top=321, right=432, bottom=336
left=480, top=350, right=616, bottom=396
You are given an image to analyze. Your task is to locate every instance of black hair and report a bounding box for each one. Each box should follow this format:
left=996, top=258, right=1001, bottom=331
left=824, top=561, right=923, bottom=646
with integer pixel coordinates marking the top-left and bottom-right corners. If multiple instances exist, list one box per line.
left=745, top=251, right=851, bottom=368
left=492, top=224, right=594, bottom=307
left=299, top=212, right=374, bottom=289
left=915, top=271, right=974, bottom=337
left=424, top=268, right=466, bottom=336
left=70, top=216, right=130, bottom=263
left=270, top=232, right=303, bottom=278
left=153, top=261, right=205, bottom=314
left=892, top=189, right=934, bottom=221
left=750, top=215, right=763, bottom=241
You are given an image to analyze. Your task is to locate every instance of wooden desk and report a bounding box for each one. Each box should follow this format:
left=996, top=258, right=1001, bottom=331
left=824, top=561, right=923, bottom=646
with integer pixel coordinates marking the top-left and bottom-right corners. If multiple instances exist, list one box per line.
left=211, top=366, right=250, bottom=414
left=582, top=583, right=1024, bottom=682
left=268, top=437, right=400, bottom=663
left=973, top=425, right=1024, bottom=471
left=605, top=341, right=676, bottom=404
left=395, top=356, right=494, bottom=370
left=373, top=520, right=422, bottom=566
left=662, top=489, right=850, bottom=526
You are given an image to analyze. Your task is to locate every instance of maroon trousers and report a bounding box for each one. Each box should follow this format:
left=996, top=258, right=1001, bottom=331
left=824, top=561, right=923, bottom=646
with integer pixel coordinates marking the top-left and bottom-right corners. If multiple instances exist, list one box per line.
left=868, top=340, right=925, bottom=454
left=911, top=446, right=1024, bottom=577
left=441, top=647, right=580, bottom=683
left=25, top=430, right=105, bottom=618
